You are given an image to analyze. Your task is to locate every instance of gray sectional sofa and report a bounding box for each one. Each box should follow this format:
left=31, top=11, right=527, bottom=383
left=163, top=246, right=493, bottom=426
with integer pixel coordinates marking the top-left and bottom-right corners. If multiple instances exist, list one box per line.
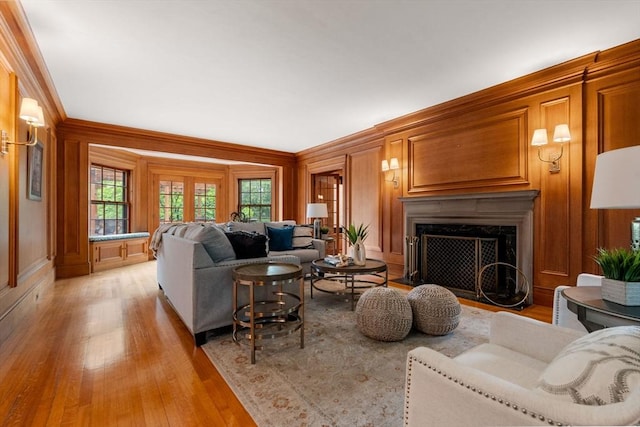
left=154, top=221, right=325, bottom=345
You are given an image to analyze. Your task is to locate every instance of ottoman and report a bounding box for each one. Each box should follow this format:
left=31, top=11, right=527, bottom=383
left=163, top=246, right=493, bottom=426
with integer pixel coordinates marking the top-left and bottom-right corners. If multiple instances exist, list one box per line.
left=407, top=284, right=461, bottom=335
left=355, top=287, right=412, bottom=341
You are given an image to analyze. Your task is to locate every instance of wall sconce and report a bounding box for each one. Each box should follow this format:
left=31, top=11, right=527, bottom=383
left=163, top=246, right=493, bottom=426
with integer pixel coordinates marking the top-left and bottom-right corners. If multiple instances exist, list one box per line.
left=530, top=124, right=571, bottom=173
left=381, top=157, right=400, bottom=188
left=590, top=145, right=640, bottom=251
left=306, top=202, right=328, bottom=239
left=1, top=97, right=46, bottom=155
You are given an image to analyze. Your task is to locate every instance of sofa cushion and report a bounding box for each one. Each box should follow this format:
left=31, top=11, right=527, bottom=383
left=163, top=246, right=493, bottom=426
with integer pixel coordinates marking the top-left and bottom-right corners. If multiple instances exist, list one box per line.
left=267, top=226, right=294, bottom=251
left=265, top=220, right=296, bottom=229
left=226, top=221, right=266, bottom=235
left=292, top=225, right=314, bottom=249
left=269, top=248, right=319, bottom=264
left=534, top=325, right=640, bottom=405
left=225, top=231, right=268, bottom=259
left=183, top=224, right=236, bottom=262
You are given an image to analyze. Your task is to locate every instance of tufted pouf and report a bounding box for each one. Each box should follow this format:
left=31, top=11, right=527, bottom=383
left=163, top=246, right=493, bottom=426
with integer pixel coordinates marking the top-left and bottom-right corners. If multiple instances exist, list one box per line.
left=355, top=287, right=413, bottom=341
left=407, top=284, right=461, bottom=335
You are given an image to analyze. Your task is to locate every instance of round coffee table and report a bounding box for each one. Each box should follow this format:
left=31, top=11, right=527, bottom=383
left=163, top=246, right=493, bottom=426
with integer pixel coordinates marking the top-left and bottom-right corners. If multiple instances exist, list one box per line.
left=232, top=262, right=304, bottom=364
left=310, top=258, right=388, bottom=310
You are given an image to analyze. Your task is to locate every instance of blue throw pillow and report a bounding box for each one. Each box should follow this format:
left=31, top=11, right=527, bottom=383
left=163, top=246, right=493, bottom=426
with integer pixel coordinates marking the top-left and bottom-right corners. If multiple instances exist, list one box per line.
left=267, top=226, right=294, bottom=251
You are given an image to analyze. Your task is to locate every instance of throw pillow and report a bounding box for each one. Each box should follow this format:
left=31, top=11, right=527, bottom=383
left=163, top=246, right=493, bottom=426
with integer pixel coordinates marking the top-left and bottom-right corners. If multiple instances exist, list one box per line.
left=292, top=225, right=314, bottom=248
left=267, top=226, right=294, bottom=251
left=184, top=224, right=236, bottom=262
left=226, top=221, right=265, bottom=235
left=534, top=325, right=640, bottom=405
left=225, top=231, right=268, bottom=259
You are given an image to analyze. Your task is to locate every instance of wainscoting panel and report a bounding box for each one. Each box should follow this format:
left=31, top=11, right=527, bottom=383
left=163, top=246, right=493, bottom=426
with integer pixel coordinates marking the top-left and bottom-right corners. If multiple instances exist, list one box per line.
left=349, top=147, right=382, bottom=253
left=407, top=108, right=528, bottom=193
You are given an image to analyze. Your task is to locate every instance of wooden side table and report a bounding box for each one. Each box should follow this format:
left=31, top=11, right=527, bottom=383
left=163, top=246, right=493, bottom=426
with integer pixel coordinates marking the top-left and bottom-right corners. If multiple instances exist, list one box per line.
left=323, top=236, right=336, bottom=255
left=232, top=262, right=304, bottom=364
left=562, top=286, right=640, bottom=332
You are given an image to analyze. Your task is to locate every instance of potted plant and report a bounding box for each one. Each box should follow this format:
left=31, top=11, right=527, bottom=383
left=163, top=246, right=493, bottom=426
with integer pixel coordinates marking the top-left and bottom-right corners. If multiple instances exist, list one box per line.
left=345, top=224, right=369, bottom=265
left=320, top=225, right=330, bottom=239
left=345, top=224, right=369, bottom=245
left=593, top=247, right=640, bottom=306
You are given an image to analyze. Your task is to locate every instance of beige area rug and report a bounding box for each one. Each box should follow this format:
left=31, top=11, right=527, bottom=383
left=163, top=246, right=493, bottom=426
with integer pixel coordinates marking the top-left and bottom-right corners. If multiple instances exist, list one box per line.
left=202, top=281, right=493, bottom=427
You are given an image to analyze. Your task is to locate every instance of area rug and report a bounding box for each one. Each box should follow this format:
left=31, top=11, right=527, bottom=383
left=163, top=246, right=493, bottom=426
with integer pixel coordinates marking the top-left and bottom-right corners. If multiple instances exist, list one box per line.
left=202, top=283, right=493, bottom=427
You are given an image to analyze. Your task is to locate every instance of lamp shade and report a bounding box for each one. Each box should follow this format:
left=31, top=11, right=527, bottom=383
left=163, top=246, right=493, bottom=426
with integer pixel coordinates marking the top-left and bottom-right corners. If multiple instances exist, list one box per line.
left=389, top=157, right=400, bottom=170
left=306, top=203, right=328, bottom=218
left=590, top=145, right=640, bottom=209
left=34, top=106, right=45, bottom=127
left=381, top=160, right=389, bottom=172
left=531, top=129, right=548, bottom=146
left=19, top=98, right=40, bottom=123
left=553, top=124, right=571, bottom=143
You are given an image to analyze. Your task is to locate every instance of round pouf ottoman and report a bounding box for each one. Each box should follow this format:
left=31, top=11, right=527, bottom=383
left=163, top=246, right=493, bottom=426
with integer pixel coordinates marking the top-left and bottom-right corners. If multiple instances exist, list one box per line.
left=355, top=287, right=413, bottom=341
left=407, top=284, right=461, bottom=335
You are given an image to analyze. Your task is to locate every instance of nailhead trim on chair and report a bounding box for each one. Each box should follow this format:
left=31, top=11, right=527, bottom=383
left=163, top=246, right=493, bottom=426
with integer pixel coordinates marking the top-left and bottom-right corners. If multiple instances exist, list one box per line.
left=405, top=355, right=566, bottom=426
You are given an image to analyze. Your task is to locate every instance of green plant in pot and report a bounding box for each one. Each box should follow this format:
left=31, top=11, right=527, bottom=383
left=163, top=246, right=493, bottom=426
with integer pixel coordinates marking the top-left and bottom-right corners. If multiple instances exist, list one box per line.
left=346, top=224, right=369, bottom=266
left=345, top=224, right=369, bottom=245
left=593, top=247, right=640, bottom=306
left=320, top=225, right=330, bottom=237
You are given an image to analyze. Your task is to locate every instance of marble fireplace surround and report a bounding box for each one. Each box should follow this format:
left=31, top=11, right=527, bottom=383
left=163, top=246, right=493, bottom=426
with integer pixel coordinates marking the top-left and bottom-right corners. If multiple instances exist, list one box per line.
left=400, top=190, right=539, bottom=304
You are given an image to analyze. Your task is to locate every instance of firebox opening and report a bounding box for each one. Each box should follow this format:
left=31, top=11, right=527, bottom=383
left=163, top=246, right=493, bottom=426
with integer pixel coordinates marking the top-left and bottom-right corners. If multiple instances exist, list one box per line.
left=414, top=223, right=528, bottom=309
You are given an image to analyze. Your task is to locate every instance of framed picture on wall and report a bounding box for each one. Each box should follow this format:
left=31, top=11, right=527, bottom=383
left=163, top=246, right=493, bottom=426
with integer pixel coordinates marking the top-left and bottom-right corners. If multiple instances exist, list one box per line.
left=28, top=140, right=43, bottom=201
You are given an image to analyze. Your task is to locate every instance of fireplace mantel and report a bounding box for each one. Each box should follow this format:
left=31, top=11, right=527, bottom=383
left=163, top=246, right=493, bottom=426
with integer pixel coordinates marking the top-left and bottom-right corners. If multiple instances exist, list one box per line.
left=399, top=190, right=539, bottom=216
left=400, top=190, right=539, bottom=304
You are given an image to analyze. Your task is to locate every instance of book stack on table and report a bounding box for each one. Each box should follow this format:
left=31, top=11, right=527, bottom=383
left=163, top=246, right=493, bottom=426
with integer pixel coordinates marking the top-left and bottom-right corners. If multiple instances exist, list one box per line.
left=323, top=255, right=353, bottom=267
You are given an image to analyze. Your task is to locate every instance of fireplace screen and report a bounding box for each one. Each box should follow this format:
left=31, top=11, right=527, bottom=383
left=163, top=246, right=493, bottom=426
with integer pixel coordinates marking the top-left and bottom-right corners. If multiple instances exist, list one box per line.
left=421, top=234, right=529, bottom=307
left=422, top=235, right=498, bottom=297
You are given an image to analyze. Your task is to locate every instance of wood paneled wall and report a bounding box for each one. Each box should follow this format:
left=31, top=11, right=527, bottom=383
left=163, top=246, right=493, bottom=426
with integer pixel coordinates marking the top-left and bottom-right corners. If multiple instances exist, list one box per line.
left=298, top=40, right=640, bottom=305
left=0, top=2, right=59, bottom=344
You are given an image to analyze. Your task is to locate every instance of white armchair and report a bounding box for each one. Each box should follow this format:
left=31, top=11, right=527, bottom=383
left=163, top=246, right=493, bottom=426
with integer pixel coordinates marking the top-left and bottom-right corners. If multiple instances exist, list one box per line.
left=552, top=273, right=603, bottom=331
left=404, top=311, right=640, bottom=426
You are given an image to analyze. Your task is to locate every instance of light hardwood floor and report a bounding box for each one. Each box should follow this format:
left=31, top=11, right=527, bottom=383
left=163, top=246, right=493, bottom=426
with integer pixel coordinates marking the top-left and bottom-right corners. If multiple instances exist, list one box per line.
left=0, top=261, right=551, bottom=426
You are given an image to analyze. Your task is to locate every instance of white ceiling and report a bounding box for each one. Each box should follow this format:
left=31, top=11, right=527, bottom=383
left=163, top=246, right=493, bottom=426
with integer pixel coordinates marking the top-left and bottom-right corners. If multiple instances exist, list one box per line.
left=20, top=0, right=640, bottom=153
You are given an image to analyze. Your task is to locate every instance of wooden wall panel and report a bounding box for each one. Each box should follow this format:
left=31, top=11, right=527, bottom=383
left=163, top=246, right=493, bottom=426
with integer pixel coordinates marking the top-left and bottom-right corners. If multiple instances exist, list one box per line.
left=349, top=147, right=382, bottom=253
left=18, top=113, right=49, bottom=272
left=590, top=80, right=640, bottom=252
left=0, top=62, right=13, bottom=289
left=537, top=98, right=571, bottom=276
left=407, top=109, right=528, bottom=193
left=56, top=138, right=90, bottom=278
left=388, top=139, right=404, bottom=256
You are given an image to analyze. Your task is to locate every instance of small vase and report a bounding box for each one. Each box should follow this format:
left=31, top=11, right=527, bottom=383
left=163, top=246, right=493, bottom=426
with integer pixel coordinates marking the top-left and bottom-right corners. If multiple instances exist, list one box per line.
left=350, top=237, right=366, bottom=266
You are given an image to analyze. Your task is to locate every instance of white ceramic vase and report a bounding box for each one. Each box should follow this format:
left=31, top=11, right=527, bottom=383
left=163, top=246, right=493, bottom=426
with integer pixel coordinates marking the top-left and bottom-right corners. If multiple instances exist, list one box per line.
left=350, top=237, right=366, bottom=266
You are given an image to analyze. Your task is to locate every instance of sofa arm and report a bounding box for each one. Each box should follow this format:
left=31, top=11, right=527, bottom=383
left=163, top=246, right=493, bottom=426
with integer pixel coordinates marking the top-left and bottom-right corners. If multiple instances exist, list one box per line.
left=489, top=312, right=585, bottom=363
left=311, top=239, right=326, bottom=258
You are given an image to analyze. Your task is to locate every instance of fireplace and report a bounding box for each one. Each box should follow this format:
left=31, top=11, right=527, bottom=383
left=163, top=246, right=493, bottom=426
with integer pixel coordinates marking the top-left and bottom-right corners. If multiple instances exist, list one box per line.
left=400, top=190, right=539, bottom=307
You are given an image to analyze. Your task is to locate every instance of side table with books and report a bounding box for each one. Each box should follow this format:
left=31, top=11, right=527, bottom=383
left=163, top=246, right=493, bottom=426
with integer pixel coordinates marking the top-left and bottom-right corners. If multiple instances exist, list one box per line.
left=310, top=258, right=387, bottom=310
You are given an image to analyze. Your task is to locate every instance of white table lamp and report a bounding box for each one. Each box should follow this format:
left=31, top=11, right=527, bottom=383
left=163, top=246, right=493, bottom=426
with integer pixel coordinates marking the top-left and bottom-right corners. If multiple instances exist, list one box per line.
left=590, top=145, right=640, bottom=250
left=306, top=203, right=328, bottom=239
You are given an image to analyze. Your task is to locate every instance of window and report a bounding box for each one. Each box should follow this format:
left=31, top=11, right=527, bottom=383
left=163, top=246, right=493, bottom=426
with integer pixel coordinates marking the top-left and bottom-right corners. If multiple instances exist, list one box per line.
left=159, top=180, right=184, bottom=223
left=238, top=178, right=272, bottom=222
left=194, top=182, right=216, bottom=222
left=90, top=165, right=129, bottom=235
